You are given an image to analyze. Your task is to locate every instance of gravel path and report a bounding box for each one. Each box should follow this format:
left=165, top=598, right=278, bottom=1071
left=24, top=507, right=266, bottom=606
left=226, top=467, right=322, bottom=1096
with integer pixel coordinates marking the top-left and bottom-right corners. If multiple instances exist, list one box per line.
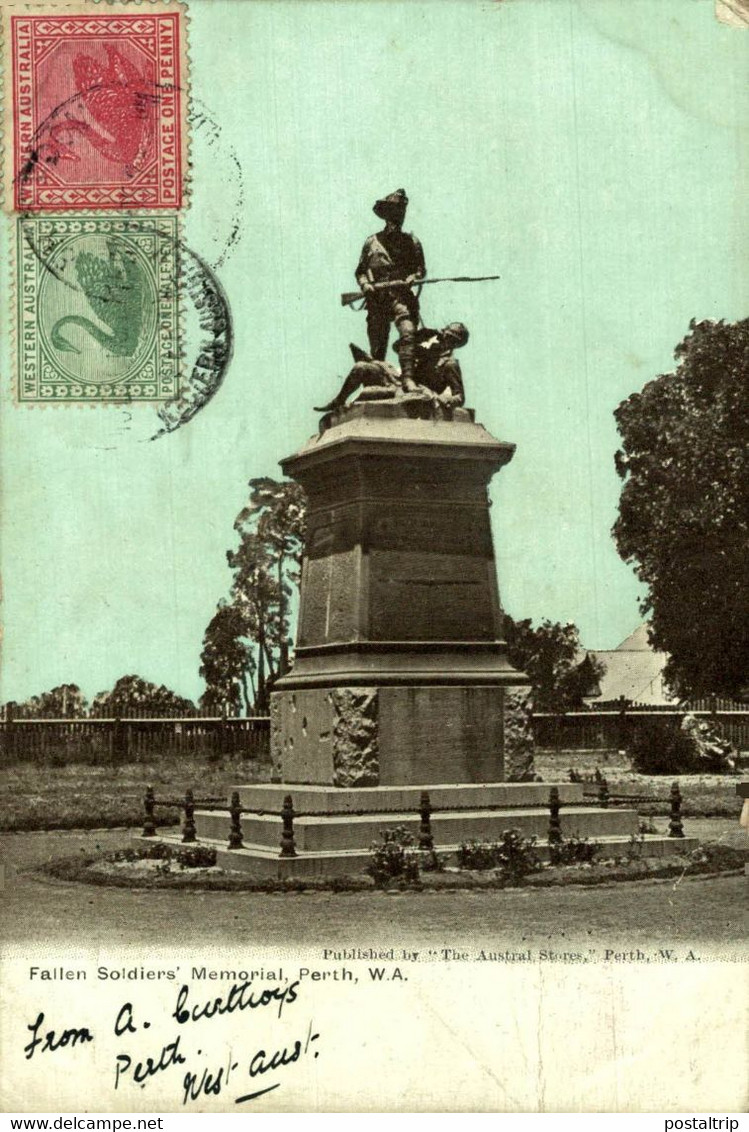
left=1, top=824, right=746, bottom=955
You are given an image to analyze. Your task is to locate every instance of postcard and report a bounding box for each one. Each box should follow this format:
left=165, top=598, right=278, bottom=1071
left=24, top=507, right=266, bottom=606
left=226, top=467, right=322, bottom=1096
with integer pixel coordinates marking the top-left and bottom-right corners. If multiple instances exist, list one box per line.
left=1, top=0, right=746, bottom=1114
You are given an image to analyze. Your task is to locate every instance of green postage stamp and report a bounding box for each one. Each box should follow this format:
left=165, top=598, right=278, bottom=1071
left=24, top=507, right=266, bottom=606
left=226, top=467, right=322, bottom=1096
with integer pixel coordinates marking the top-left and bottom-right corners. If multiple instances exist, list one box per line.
left=16, top=214, right=180, bottom=402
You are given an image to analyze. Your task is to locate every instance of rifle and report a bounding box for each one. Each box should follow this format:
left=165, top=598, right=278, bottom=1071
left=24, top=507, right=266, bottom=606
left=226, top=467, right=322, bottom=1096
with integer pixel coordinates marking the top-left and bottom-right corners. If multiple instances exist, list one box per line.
left=340, top=274, right=500, bottom=307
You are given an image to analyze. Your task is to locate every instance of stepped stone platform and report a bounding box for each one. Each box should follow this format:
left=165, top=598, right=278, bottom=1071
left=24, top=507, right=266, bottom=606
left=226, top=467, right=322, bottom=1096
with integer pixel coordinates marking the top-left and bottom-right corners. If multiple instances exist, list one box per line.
left=135, top=401, right=697, bottom=876
left=136, top=781, right=697, bottom=878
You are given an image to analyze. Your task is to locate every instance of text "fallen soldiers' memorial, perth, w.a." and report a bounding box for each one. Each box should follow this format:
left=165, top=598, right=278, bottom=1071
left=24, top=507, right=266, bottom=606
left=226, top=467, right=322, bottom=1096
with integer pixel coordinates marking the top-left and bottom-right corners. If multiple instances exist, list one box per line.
left=146, top=190, right=695, bottom=873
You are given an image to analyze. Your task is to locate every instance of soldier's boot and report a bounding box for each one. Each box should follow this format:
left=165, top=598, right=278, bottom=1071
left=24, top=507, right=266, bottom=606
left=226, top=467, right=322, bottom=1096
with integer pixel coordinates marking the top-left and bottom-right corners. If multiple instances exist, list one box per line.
left=314, top=369, right=360, bottom=413
left=397, top=329, right=417, bottom=391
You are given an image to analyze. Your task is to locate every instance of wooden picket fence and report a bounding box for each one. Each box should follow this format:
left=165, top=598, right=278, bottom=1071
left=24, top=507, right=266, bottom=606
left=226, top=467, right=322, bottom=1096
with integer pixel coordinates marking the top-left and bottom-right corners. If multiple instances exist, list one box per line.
left=533, top=708, right=749, bottom=752
left=0, top=715, right=271, bottom=764
left=2, top=703, right=747, bottom=766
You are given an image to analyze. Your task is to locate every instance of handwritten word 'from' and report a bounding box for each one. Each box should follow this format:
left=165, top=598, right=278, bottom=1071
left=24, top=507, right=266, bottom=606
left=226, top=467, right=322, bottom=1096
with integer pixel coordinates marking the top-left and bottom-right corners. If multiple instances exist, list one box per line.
left=24, top=1013, right=94, bottom=1060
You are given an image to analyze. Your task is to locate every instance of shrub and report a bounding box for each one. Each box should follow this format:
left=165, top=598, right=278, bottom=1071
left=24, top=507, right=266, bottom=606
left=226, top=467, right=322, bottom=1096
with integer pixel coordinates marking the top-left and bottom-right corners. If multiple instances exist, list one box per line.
left=627, top=717, right=699, bottom=774
left=175, top=844, right=217, bottom=869
left=457, top=841, right=500, bottom=871
left=689, top=843, right=746, bottom=871
left=457, top=829, right=542, bottom=884
left=107, top=842, right=217, bottom=869
left=367, top=827, right=421, bottom=888
left=549, top=836, right=599, bottom=866
left=420, top=847, right=447, bottom=873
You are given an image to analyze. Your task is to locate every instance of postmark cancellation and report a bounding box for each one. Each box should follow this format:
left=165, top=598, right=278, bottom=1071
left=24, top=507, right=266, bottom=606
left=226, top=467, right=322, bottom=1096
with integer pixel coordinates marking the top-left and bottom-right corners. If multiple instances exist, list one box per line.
left=16, top=213, right=180, bottom=402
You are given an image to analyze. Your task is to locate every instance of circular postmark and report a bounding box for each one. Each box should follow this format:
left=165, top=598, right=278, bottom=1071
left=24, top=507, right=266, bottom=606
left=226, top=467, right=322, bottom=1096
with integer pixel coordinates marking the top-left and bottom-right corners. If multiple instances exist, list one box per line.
left=9, top=12, right=247, bottom=435
left=19, top=216, right=233, bottom=440
left=15, top=88, right=244, bottom=438
left=151, top=237, right=234, bottom=440
left=16, top=85, right=245, bottom=276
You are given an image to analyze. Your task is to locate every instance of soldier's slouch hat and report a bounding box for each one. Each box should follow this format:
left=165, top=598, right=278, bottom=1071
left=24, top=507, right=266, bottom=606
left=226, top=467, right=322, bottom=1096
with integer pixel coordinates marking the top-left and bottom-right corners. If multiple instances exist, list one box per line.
left=373, top=188, right=409, bottom=220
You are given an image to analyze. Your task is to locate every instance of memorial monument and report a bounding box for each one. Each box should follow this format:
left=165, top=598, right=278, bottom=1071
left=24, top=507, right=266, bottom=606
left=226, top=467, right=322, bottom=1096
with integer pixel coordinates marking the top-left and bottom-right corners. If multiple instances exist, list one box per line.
left=151, top=191, right=693, bottom=873
left=270, top=189, right=531, bottom=787
left=270, top=389, right=533, bottom=787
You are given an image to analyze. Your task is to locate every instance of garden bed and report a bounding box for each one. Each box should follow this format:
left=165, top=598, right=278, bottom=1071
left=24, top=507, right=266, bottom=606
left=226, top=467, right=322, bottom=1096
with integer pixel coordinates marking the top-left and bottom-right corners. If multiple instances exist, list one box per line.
left=37, top=839, right=745, bottom=894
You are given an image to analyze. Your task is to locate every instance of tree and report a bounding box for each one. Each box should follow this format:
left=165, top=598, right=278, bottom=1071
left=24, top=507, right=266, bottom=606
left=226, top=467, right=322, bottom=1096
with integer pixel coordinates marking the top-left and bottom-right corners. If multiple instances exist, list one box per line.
left=224, top=477, right=307, bottom=711
left=10, top=684, right=88, bottom=719
left=233, top=478, right=306, bottom=674
left=199, top=601, right=255, bottom=715
left=613, top=317, right=749, bottom=700
left=91, top=676, right=196, bottom=718
left=502, top=615, right=605, bottom=712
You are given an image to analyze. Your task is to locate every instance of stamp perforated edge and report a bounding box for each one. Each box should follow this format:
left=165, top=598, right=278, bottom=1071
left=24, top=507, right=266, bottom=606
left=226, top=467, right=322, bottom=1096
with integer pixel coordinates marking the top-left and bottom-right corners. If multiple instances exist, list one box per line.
left=8, top=208, right=185, bottom=409
left=0, top=0, right=191, bottom=214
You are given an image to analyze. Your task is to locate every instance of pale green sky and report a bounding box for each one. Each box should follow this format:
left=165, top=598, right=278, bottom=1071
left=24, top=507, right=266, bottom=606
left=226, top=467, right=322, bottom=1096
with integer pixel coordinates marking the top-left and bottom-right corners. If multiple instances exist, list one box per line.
left=2, top=0, right=747, bottom=704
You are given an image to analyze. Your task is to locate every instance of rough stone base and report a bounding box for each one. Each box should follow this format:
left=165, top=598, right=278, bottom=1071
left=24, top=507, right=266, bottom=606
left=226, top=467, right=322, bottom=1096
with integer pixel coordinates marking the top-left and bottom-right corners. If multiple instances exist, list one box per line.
left=270, top=683, right=534, bottom=786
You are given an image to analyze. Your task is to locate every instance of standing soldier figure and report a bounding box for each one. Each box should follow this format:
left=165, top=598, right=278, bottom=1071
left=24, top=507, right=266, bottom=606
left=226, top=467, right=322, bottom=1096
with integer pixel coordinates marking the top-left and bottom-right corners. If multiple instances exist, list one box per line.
left=355, top=188, right=425, bottom=386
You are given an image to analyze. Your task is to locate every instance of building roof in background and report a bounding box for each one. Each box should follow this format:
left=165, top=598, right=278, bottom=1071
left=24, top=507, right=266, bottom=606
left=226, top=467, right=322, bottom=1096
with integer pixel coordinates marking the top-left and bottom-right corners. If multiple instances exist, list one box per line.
left=583, top=624, right=676, bottom=706
left=614, top=623, right=657, bottom=651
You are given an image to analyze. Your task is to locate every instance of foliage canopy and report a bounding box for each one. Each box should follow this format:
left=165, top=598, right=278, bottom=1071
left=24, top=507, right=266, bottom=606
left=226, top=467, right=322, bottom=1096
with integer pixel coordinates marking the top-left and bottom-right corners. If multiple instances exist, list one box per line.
left=502, top=615, right=604, bottom=711
left=201, top=477, right=307, bottom=713
left=91, top=675, right=196, bottom=717
left=613, top=318, right=749, bottom=699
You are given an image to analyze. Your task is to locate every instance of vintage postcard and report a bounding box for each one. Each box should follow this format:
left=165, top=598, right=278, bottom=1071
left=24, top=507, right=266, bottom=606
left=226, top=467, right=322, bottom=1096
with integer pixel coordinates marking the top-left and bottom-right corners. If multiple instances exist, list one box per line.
left=1, top=0, right=747, bottom=1115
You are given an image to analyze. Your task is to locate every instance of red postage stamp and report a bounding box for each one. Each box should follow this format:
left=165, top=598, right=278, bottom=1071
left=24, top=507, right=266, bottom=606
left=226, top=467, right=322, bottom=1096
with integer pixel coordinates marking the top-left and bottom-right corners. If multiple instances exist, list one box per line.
left=5, top=3, right=187, bottom=211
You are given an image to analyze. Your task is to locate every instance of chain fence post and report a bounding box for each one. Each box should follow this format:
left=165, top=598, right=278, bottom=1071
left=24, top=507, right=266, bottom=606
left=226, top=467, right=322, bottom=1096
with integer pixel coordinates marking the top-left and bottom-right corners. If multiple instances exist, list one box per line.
left=419, top=790, right=434, bottom=851
left=548, top=786, right=562, bottom=845
left=669, top=781, right=684, bottom=838
left=228, top=791, right=244, bottom=849
left=182, top=788, right=196, bottom=843
left=280, top=794, right=297, bottom=858
left=142, top=786, right=156, bottom=837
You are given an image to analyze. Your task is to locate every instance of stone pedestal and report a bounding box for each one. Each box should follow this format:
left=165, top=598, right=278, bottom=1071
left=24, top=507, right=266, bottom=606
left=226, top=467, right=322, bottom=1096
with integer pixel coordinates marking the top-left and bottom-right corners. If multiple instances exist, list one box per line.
left=137, top=398, right=700, bottom=876
left=271, top=398, right=533, bottom=785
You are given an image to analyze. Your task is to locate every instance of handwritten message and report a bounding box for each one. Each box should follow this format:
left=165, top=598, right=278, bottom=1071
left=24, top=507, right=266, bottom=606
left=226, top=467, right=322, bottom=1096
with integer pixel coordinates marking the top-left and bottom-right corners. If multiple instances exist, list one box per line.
left=22, top=974, right=320, bottom=1108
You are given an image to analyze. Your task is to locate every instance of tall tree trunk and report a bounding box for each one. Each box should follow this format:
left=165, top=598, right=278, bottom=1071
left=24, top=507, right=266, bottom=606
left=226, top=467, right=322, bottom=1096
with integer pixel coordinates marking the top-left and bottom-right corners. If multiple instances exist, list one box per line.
left=263, top=639, right=277, bottom=683
left=277, top=552, right=285, bottom=639
left=256, top=638, right=266, bottom=713
left=247, top=670, right=260, bottom=715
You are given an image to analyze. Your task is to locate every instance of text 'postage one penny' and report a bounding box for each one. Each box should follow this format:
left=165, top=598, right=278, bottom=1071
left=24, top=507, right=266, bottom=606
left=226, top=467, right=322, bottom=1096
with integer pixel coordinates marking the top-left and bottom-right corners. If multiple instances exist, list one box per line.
left=17, top=214, right=180, bottom=403
left=8, top=6, right=186, bottom=211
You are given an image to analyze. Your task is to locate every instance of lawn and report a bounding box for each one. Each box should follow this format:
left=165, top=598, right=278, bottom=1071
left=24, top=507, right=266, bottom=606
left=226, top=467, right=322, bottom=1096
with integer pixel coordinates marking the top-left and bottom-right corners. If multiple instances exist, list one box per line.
left=534, top=750, right=743, bottom=817
left=0, top=753, right=271, bottom=832
left=0, top=750, right=742, bottom=832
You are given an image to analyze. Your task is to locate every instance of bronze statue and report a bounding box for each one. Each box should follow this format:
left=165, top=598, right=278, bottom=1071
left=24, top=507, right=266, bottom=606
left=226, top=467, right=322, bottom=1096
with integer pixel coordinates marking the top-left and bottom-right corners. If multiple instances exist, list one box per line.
left=314, top=323, right=468, bottom=414
left=354, top=188, right=425, bottom=387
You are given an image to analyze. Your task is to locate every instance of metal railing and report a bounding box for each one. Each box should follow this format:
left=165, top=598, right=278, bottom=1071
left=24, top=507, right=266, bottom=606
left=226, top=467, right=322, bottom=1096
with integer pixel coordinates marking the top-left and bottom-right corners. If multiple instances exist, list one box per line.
left=139, top=780, right=686, bottom=859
